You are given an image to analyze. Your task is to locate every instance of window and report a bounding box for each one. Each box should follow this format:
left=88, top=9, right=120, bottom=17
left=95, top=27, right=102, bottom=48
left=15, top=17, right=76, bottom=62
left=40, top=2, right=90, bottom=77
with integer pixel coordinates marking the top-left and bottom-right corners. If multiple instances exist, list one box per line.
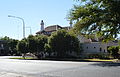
left=86, top=47, right=88, bottom=49
left=104, top=49, right=105, bottom=53
left=100, top=47, right=102, bottom=52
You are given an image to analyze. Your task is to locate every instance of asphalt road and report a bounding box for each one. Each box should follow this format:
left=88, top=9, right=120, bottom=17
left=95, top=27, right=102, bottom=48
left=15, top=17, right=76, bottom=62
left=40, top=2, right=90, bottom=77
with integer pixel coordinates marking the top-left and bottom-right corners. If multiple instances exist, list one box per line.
left=0, top=56, right=120, bottom=77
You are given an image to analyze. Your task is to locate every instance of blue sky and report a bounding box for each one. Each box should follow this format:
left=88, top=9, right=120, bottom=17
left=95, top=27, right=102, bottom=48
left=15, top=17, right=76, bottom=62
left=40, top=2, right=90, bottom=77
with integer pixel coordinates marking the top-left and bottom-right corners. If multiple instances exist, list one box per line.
left=0, top=0, right=119, bottom=40
left=0, top=0, right=77, bottom=40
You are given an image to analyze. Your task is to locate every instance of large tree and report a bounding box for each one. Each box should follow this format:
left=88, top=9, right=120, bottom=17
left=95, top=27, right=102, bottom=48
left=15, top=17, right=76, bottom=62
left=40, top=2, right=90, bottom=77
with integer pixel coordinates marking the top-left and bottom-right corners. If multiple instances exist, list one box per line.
left=27, top=35, right=37, bottom=53
left=35, top=35, right=48, bottom=53
left=17, top=39, right=28, bottom=59
left=27, top=35, right=48, bottom=58
left=68, top=0, right=120, bottom=41
left=0, top=36, right=19, bottom=55
left=8, top=39, right=19, bottom=55
left=27, top=35, right=48, bottom=53
left=108, top=46, right=120, bottom=59
left=48, top=29, right=80, bottom=58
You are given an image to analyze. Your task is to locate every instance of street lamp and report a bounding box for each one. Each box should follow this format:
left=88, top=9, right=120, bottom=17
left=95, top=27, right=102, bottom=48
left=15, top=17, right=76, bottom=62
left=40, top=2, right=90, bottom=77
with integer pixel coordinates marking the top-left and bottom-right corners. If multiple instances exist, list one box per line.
left=8, top=15, right=25, bottom=38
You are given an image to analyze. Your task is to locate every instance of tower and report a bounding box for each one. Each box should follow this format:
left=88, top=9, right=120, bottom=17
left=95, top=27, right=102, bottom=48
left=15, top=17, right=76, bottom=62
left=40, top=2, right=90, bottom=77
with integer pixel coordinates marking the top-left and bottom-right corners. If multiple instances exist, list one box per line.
left=40, top=20, right=44, bottom=31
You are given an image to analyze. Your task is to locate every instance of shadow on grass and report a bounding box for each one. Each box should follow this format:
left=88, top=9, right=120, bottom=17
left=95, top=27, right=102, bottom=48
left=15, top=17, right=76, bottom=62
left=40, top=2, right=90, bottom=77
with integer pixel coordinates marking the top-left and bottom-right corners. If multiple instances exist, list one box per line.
left=39, top=58, right=114, bottom=62
left=10, top=57, right=114, bottom=62
left=91, top=62, right=120, bottom=67
left=40, top=58, right=94, bottom=62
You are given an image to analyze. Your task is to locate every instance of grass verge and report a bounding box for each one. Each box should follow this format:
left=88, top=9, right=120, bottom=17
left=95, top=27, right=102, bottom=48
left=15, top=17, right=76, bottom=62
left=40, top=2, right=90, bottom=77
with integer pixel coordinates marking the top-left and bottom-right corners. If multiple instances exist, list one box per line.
left=10, top=57, right=117, bottom=62
left=10, top=57, right=35, bottom=60
left=83, top=59, right=115, bottom=62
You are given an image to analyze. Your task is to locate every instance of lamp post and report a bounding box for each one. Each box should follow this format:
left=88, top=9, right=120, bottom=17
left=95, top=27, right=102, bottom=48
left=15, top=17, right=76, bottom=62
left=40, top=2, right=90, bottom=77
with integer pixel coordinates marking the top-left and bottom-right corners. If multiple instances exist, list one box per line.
left=8, top=15, right=25, bottom=38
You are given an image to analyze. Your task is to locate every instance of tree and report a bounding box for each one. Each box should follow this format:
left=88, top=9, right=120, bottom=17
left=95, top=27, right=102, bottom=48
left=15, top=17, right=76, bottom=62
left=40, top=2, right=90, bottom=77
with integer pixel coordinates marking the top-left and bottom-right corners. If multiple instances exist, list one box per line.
left=17, top=39, right=28, bottom=59
left=68, top=0, right=120, bottom=41
left=49, top=29, right=80, bottom=58
left=119, top=40, right=120, bottom=46
left=35, top=35, right=48, bottom=58
left=44, top=44, right=52, bottom=57
left=108, top=46, right=120, bottom=59
left=36, top=35, right=48, bottom=52
left=27, top=35, right=37, bottom=53
left=0, top=36, right=10, bottom=40
left=8, top=39, right=19, bottom=55
left=27, top=35, right=48, bottom=58
left=0, top=36, right=19, bottom=55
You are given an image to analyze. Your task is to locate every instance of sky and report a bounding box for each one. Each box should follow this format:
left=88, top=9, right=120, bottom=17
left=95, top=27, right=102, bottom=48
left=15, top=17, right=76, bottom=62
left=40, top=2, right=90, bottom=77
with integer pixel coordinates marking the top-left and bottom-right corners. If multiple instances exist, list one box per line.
left=0, top=0, right=119, bottom=40
left=0, top=0, right=77, bottom=40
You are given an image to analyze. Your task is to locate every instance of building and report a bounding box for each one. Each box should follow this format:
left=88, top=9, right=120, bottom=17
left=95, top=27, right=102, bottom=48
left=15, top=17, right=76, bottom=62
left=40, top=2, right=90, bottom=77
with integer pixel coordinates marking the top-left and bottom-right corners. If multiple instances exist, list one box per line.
left=77, top=35, right=119, bottom=58
left=36, top=25, right=62, bottom=35
left=36, top=20, right=72, bottom=36
left=36, top=20, right=119, bottom=58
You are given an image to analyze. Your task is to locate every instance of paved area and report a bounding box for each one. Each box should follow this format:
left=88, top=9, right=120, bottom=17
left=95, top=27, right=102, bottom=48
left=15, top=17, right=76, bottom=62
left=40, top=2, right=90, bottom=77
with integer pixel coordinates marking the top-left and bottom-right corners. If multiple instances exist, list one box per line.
left=0, top=56, right=120, bottom=77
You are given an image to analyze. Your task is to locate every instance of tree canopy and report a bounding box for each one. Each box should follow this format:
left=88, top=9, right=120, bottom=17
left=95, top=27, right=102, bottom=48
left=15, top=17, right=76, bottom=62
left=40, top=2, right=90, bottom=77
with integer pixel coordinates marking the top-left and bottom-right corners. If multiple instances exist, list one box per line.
left=35, top=35, right=48, bottom=53
left=0, top=36, right=19, bottom=55
left=108, top=46, right=120, bottom=59
left=68, top=0, right=120, bottom=41
left=17, top=39, right=28, bottom=56
left=49, top=29, right=80, bottom=58
left=27, top=35, right=37, bottom=53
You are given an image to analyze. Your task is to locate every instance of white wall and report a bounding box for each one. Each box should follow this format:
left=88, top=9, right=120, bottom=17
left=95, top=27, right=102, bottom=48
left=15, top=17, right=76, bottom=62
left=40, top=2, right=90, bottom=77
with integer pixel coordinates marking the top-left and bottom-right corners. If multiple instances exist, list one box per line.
left=82, top=42, right=119, bottom=54
left=77, top=35, right=92, bottom=43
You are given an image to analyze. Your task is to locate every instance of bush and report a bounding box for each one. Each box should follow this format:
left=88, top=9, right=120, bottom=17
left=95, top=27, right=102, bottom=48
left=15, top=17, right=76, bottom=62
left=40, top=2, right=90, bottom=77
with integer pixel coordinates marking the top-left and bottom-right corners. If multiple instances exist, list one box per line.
left=108, top=46, right=120, bottom=59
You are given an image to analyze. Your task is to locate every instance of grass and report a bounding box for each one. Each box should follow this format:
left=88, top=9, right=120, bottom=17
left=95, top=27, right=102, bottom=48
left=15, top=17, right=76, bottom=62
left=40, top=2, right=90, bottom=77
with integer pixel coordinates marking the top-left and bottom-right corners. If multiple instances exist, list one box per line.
left=10, top=57, right=117, bottom=62
left=10, top=57, right=35, bottom=60
left=83, top=59, right=115, bottom=62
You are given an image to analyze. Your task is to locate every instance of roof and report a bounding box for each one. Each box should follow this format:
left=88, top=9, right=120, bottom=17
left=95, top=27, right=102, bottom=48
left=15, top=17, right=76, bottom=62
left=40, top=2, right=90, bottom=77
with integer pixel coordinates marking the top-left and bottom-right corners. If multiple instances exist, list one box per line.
left=62, top=26, right=72, bottom=30
left=36, top=25, right=62, bottom=35
left=36, top=25, right=72, bottom=35
left=45, top=25, right=62, bottom=32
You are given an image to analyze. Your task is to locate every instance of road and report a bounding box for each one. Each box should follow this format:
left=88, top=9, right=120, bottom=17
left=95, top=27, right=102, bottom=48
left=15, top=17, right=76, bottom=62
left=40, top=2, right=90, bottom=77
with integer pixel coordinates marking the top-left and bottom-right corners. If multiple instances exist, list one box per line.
left=0, top=56, right=120, bottom=77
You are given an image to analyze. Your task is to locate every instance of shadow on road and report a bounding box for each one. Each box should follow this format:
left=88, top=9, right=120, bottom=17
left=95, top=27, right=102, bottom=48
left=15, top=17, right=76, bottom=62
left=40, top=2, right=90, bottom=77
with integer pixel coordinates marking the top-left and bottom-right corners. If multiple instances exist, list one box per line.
left=91, top=62, right=120, bottom=67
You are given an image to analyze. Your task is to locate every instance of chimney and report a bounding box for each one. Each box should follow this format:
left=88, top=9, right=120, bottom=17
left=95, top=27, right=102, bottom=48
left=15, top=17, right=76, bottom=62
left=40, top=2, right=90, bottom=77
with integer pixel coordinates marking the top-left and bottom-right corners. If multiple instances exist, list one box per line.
left=40, top=20, right=44, bottom=31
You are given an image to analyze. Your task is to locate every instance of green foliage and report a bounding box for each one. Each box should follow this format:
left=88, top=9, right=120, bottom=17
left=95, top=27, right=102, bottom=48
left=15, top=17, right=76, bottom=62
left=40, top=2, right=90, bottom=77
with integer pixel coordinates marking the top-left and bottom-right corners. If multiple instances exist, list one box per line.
left=27, top=35, right=37, bottom=53
left=69, top=0, right=120, bottom=41
left=35, top=35, right=48, bottom=53
left=8, top=39, right=19, bottom=55
left=27, top=35, right=48, bottom=58
left=0, top=32, right=81, bottom=58
left=108, top=46, right=120, bottom=59
left=0, top=36, right=19, bottom=55
left=49, top=29, right=80, bottom=58
left=17, top=39, right=28, bottom=54
left=119, top=40, right=120, bottom=46
left=44, top=44, right=52, bottom=55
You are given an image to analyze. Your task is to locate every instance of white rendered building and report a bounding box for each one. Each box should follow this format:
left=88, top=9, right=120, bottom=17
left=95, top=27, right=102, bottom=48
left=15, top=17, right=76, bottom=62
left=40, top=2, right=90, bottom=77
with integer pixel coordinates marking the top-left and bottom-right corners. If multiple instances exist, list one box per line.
left=77, top=35, right=119, bottom=57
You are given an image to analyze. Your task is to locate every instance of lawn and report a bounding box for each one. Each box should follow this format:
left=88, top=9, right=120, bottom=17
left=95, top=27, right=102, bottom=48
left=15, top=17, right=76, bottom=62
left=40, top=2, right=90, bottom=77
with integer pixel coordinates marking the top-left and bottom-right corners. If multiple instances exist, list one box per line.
left=10, top=57, right=35, bottom=60
left=10, top=57, right=117, bottom=62
left=83, top=59, right=116, bottom=62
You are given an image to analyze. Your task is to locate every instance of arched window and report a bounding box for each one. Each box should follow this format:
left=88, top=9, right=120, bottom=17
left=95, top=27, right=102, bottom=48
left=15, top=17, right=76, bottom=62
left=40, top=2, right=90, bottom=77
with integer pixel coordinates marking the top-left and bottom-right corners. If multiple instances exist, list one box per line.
left=86, top=47, right=88, bottom=49
left=104, top=49, right=106, bottom=53
left=100, top=47, right=102, bottom=52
